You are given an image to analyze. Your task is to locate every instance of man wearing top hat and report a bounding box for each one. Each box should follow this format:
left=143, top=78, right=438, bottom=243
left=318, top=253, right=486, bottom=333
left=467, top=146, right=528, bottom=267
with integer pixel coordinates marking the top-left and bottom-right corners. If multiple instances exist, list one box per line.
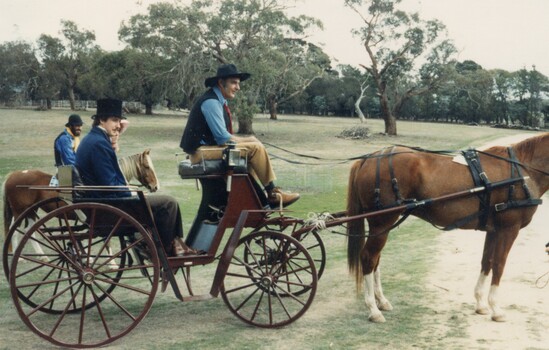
left=76, top=98, right=197, bottom=256
left=54, top=114, right=83, bottom=166
left=180, top=63, right=300, bottom=208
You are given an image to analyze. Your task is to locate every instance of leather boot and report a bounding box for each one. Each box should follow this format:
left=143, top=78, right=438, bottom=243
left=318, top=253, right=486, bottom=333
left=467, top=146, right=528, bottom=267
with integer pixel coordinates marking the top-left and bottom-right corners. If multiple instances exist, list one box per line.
left=267, top=187, right=300, bottom=208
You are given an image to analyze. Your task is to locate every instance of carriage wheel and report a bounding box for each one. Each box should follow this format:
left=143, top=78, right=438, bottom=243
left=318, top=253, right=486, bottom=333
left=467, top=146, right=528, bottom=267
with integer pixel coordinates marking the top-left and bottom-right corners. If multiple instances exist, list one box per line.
left=252, top=216, right=326, bottom=283
left=3, top=197, right=70, bottom=282
left=220, top=231, right=317, bottom=328
left=9, top=202, right=159, bottom=348
left=3, top=198, right=129, bottom=315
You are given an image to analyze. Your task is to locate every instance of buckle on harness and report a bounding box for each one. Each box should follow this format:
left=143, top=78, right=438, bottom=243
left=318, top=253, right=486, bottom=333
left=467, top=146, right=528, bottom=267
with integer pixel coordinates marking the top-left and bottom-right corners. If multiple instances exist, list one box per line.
left=494, top=203, right=507, bottom=212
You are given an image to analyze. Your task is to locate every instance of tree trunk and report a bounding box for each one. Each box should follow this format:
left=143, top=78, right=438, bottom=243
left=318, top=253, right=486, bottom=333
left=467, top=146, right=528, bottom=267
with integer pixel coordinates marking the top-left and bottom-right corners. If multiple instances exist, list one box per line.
left=68, top=87, right=76, bottom=110
left=379, top=93, right=397, bottom=135
left=238, top=118, right=254, bottom=134
left=268, top=96, right=278, bottom=120
left=145, top=103, right=153, bottom=115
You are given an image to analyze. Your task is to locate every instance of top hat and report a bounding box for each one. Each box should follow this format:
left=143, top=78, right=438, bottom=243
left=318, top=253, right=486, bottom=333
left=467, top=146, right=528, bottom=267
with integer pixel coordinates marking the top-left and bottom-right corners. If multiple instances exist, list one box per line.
left=204, top=64, right=251, bottom=87
left=65, top=114, right=83, bottom=127
left=93, top=98, right=126, bottom=119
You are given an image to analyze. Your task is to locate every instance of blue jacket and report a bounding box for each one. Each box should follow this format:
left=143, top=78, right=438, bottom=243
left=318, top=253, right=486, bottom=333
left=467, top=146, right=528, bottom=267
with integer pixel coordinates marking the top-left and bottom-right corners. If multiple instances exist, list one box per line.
left=75, top=126, right=130, bottom=198
left=54, top=129, right=77, bottom=166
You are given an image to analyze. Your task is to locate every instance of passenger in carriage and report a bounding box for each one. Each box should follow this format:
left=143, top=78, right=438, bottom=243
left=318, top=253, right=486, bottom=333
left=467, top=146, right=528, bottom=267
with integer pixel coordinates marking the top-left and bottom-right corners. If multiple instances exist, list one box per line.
left=54, top=114, right=84, bottom=166
left=76, top=98, right=197, bottom=256
left=180, top=64, right=300, bottom=208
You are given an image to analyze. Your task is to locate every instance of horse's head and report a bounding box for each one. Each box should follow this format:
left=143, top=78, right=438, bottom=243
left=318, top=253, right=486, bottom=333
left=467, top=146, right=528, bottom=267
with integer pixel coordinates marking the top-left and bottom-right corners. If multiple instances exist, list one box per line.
left=138, top=149, right=159, bottom=192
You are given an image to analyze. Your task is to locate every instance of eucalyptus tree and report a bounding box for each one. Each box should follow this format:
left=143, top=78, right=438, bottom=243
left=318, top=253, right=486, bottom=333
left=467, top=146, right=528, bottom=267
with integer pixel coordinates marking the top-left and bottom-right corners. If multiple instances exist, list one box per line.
left=120, top=0, right=326, bottom=132
left=511, top=67, right=549, bottom=127
left=0, top=41, right=39, bottom=103
left=37, top=20, right=99, bottom=110
left=344, top=0, right=456, bottom=135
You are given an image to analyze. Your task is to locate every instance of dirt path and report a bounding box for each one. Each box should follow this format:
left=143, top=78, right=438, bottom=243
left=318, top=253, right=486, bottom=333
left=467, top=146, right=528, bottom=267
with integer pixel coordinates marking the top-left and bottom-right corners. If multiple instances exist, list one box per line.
left=424, top=134, right=549, bottom=350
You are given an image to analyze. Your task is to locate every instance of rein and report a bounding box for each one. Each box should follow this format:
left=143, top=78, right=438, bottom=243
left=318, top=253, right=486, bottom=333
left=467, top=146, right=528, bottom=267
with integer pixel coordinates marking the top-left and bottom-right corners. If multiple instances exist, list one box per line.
left=264, top=141, right=549, bottom=177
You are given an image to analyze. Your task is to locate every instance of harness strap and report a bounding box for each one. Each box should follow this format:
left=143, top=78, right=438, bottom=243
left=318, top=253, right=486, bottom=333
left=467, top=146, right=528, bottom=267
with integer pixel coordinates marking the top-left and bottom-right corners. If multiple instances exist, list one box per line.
left=374, top=148, right=385, bottom=210
left=462, top=149, right=492, bottom=230
left=388, top=147, right=404, bottom=206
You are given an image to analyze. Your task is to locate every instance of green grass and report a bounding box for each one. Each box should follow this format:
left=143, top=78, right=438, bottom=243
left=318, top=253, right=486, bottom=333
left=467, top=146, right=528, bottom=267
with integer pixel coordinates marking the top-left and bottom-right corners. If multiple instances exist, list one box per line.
left=0, top=107, right=541, bottom=349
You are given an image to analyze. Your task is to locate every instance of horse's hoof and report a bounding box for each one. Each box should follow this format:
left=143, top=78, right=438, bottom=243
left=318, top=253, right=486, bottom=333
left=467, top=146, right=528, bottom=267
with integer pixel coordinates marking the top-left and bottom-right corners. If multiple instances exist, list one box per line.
left=491, top=314, right=506, bottom=322
left=475, top=307, right=490, bottom=315
left=378, top=301, right=393, bottom=311
left=368, top=313, right=386, bottom=323
left=40, top=257, right=50, bottom=263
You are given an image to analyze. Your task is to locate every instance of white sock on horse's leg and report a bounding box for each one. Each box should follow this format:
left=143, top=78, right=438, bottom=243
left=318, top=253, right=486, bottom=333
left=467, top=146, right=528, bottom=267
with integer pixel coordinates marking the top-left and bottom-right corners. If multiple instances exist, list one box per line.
left=474, top=272, right=490, bottom=315
left=373, top=268, right=392, bottom=311
left=364, top=273, right=386, bottom=323
left=488, top=284, right=506, bottom=322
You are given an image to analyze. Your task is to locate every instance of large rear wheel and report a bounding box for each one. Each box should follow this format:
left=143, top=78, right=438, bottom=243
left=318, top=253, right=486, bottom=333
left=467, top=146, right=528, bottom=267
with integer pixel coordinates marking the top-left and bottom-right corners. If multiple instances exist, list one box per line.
left=220, top=231, right=317, bottom=328
left=9, top=202, right=159, bottom=348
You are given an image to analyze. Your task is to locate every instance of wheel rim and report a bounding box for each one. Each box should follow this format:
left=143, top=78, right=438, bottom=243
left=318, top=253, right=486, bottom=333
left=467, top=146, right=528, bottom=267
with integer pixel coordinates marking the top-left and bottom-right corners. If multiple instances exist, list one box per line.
left=9, top=202, right=159, bottom=348
left=220, top=231, right=317, bottom=328
left=3, top=197, right=69, bottom=283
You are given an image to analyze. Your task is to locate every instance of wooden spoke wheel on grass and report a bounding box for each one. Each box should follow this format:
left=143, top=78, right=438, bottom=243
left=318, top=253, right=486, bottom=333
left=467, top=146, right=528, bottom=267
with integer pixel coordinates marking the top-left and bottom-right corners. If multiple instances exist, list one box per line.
left=220, top=231, right=317, bottom=328
left=9, top=202, right=159, bottom=348
left=251, top=216, right=326, bottom=284
left=3, top=197, right=70, bottom=282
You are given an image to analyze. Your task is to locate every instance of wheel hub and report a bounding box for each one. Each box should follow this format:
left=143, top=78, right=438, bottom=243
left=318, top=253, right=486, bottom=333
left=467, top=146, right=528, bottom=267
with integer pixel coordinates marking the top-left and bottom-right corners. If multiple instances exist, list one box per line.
left=260, top=275, right=273, bottom=288
left=81, top=269, right=95, bottom=285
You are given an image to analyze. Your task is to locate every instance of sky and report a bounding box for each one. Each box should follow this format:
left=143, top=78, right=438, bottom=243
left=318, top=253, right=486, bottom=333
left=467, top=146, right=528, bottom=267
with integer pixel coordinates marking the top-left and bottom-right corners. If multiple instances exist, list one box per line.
left=1, top=0, right=548, bottom=76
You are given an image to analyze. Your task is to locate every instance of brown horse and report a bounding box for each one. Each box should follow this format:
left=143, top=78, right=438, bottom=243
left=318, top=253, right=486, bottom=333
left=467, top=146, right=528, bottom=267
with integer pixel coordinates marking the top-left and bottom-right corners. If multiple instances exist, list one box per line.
left=3, top=149, right=159, bottom=252
left=347, top=133, right=549, bottom=323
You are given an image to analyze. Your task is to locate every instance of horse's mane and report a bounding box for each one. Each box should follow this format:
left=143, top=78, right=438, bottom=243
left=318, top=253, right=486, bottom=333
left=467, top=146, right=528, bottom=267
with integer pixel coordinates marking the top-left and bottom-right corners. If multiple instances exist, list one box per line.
left=118, top=153, right=140, bottom=183
left=512, top=133, right=546, bottom=164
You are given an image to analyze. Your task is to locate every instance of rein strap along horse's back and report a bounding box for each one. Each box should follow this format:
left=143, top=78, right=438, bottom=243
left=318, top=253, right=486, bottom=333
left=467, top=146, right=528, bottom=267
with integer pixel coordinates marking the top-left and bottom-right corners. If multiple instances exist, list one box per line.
left=346, top=133, right=549, bottom=323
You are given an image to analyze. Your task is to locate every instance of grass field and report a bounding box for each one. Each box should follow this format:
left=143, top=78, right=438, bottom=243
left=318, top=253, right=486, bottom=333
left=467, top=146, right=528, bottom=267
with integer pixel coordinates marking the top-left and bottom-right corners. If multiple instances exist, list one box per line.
left=0, top=108, right=542, bottom=349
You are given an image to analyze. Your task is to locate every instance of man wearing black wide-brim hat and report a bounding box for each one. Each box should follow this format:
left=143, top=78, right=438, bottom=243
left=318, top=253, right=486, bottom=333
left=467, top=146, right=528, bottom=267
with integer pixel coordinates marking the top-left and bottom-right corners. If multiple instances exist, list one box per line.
left=76, top=98, right=198, bottom=256
left=180, top=64, right=300, bottom=208
left=54, top=113, right=84, bottom=166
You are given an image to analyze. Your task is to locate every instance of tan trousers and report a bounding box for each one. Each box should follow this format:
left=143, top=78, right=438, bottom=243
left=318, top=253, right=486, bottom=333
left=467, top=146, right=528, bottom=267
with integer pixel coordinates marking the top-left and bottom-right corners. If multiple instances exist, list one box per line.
left=189, top=141, right=276, bottom=186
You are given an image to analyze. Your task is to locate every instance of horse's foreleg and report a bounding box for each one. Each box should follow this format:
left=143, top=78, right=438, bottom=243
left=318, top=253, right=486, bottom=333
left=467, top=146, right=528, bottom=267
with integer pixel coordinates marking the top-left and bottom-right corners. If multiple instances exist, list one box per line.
left=475, top=231, right=495, bottom=315
left=374, top=265, right=392, bottom=311
left=474, top=272, right=490, bottom=315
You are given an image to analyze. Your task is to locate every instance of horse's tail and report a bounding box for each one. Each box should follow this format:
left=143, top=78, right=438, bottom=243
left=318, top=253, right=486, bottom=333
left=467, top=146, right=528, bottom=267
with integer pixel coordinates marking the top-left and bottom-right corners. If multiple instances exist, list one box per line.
left=347, top=160, right=366, bottom=292
left=3, top=174, right=14, bottom=238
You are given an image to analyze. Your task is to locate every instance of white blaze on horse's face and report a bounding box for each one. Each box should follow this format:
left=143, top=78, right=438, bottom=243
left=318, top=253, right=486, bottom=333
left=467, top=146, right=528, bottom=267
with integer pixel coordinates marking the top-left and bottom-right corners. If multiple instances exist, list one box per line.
left=142, top=151, right=159, bottom=192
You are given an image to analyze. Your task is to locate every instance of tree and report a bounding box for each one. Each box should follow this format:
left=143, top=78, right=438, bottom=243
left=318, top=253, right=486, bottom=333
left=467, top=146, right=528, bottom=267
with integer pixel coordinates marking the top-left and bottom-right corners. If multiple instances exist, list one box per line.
left=37, top=20, right=98, bottom=110
left=0, top=41, right=39, bottom=103
left=345, top=0, right=456, bottom=135
left=120, top=0, right=327, bottom=132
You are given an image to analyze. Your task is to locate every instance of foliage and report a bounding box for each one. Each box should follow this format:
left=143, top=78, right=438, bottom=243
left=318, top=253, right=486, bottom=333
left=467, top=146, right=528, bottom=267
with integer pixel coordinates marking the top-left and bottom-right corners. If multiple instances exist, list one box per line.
left=344, top=0, right=457, bottom=135
left=0, top=41, right=39, bottom=103
left=36, top=20, right=99, bottom=110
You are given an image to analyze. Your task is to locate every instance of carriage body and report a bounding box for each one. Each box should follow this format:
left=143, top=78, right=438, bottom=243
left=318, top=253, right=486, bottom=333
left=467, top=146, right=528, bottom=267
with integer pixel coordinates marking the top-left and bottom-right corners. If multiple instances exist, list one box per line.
left=3, top=155, right=319, bottom=348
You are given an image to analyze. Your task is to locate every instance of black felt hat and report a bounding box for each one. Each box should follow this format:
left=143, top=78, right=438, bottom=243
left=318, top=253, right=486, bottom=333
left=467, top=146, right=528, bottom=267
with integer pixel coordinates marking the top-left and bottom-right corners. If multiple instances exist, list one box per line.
left=65, top=114, right=83, bottom=127
left=204, top=64, right=251, bottom=87
left=93, top=98, right=126, bottom=119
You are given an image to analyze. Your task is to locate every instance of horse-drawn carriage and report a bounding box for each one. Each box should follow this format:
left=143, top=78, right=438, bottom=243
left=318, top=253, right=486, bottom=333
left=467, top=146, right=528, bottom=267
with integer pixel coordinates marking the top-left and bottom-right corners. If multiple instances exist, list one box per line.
left=2, top=147, right=324, bottom=348
left=3, top=133, right=548, bottom=348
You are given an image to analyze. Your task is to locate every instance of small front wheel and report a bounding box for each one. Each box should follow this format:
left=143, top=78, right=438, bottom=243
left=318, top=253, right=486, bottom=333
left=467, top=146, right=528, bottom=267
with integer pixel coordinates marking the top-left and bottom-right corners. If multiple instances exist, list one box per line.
left=220, top=231, right=317, bottom=328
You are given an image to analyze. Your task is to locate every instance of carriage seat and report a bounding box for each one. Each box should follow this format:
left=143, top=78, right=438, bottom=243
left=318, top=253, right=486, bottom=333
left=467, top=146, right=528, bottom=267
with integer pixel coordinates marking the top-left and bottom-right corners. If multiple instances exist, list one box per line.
left=178, top=158, right=248, bottom=179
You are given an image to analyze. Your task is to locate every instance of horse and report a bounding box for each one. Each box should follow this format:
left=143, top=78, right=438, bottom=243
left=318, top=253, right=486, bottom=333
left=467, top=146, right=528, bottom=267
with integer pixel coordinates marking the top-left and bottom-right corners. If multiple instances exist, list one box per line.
left=346, top=133, right=549, bottom=323
left=3, top=149, right=159, bottom=255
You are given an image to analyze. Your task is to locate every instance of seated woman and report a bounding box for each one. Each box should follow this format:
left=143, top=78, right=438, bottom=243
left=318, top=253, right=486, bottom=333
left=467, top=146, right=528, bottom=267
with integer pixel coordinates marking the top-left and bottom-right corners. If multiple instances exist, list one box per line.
left=75, top=98, right=196, bottom=256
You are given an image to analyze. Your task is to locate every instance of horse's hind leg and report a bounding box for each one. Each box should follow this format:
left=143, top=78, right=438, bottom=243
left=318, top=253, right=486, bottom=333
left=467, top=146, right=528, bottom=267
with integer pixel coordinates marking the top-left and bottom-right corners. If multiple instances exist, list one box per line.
left=487, top=225, right=520, bottom=322
left=475, top=230, right=495, bottom=315
left=362, top=217, right=396, bottom=323
left=374, top=263, right=393, bottom=311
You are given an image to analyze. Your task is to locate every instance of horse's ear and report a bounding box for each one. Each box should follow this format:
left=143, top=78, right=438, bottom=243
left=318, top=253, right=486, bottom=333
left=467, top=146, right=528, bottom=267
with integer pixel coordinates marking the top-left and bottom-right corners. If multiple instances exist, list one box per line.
left=144, top=149, right=151, bottom=155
